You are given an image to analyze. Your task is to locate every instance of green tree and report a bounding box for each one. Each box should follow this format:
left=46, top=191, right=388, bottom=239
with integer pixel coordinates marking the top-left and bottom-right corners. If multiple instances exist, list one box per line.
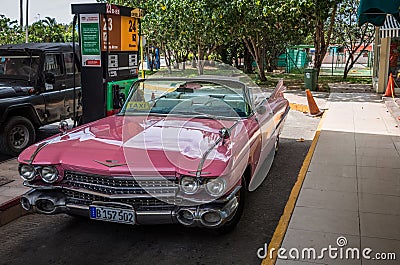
left=0, top=15, right=24, bottom=44
left=28, top=17, right=69, bottom=43
left=101, top=0, right=236, bottom=74
left=97, top=0, right=318, bottom=81
left=333, top=0, right=375, bottom=79
left=295, top=0, right=344, bottom=78
left=233, top=0, right=311, bottom=80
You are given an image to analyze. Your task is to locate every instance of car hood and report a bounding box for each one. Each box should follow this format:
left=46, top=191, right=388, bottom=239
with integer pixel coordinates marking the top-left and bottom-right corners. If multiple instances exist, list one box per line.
left=19, top=115, right=245, bottom=177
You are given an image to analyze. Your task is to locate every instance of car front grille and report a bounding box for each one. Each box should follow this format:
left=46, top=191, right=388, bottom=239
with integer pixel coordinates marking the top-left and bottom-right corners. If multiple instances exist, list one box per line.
left=62, top=171, right=180, bottom=210
left=63, top=171, right=178, bottom=195
left=64, top=190, right=181, bottom=211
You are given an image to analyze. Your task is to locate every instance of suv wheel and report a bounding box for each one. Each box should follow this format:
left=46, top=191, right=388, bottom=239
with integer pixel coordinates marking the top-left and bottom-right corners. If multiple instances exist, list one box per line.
left=0, top=116, right=36, bottom=156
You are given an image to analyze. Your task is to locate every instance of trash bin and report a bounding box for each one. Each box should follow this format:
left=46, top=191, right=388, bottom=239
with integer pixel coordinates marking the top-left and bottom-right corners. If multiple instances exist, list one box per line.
left=304, top=68, right=318, bottom=91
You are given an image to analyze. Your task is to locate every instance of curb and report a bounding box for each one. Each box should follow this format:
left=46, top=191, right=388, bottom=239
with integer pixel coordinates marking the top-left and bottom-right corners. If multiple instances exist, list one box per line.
left=289, top=103, right=309, bottom=113
left=0, top=158, right=28, bottom=227
left=383, top=97, right=400, bottom=127
left=261, top=111, right=327, bottom=265
left=0, top=197, right=27, bottom=227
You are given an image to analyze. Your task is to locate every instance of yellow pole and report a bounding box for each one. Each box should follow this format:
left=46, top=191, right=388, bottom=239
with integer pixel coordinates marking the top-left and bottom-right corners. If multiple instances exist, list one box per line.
left=141, top=35, right=144, bottom=79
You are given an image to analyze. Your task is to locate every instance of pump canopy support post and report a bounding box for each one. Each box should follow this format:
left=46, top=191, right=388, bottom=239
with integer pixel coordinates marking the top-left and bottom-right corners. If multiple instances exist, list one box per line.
left=71, top=3, right=143, bottom=124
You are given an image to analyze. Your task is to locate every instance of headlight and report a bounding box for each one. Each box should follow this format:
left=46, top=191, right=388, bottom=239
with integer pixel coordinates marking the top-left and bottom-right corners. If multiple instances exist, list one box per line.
left=205, top=178, right=226, bottom=197
left=180, top=176, right=199, bottom=194
left=19, top=164, right=36, bottom=181
left=40, top=166, right=59, bottom=183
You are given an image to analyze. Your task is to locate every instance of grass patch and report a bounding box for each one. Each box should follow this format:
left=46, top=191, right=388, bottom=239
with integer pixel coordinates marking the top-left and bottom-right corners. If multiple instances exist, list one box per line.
left=249, top=72, right=372, bottom=92
left=139, top=70, right=158, bottom=77
left=145, top=66, right=372, bottom=93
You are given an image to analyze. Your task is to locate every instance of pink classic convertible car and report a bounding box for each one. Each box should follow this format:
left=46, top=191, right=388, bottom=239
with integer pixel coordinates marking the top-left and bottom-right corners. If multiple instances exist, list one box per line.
left=18, top=77, right=289, bottom=233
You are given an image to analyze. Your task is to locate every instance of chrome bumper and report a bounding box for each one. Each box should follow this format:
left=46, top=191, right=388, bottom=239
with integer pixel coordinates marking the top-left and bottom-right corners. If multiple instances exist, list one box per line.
left=20, top=187, right=240, bottom=228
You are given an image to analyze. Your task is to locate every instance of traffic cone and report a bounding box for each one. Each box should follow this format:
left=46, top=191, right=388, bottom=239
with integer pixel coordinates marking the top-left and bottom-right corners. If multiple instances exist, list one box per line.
left=384, top=73, right=396, bottom=97
left=305, top=89, right=323, bottom=116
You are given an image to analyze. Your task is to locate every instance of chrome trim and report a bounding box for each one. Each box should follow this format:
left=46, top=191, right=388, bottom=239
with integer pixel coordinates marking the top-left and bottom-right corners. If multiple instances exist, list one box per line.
left=93, top=160, right=127, bottom=168
left=199, top=209, right=222, bottom=227
left=63, top=170, right=177, bottom=181
left=90, top=201, right=134, bottom=209
left=27, top=141, right=49, bottom=164
left=23, top=182, right=241, bottom=204
left=64, top=180, right=178, bottom=193
left=225, top=186, right=241, bottom=201
left=21, top=186, right=240, bottom=228
left=64, top=186, right=177, bottom=199
left=21, top=189, right=66, bottom=214
left=58, top=120, right=69, bottom=135
left=24, top=183, right=176, bottom=199
left=196, top=120, right=241, bottom=177
left=275, top=106, right=290, bottom=130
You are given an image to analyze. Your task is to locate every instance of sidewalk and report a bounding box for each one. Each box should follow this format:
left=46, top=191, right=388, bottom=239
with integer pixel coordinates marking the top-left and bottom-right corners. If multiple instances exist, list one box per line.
left=275, top=89, right=400, bottom=264
left=383, top=97, right=400, bottom=128
left=0, top=159, right=29, bottom=226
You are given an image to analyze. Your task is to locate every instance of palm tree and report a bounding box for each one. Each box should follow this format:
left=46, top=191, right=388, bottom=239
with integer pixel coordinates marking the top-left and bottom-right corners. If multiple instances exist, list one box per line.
left=42, top=17, right=57, bottom=27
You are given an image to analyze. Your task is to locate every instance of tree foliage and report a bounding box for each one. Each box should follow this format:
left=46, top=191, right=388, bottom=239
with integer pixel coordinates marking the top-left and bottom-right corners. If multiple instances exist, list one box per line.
left=0, top=14, right=75, bottom=45
left=99, top=0, right=370, bottom=84
left=232, top=0, right=312, bottom=80
left=333, top=0, right=374, bottom=79
left=0, top=15, right=24, bottom=45
left=28, top=17, right=70, bottom=43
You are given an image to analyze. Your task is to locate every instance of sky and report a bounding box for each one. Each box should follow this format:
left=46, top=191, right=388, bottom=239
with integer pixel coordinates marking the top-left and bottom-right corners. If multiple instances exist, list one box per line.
left=1, top=0, right=99, bottom=25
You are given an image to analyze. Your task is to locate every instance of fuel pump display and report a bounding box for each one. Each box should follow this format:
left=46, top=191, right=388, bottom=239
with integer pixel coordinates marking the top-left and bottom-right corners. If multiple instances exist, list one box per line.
left=71, top=3, right=143, bottom=123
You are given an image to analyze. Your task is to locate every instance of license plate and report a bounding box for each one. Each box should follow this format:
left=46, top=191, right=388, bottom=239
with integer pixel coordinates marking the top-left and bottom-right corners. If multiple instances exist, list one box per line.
left=89, top=206, right=135, bottom=225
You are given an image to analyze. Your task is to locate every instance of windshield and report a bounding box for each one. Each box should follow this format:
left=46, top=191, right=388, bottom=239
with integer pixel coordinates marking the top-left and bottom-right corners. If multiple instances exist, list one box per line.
left=121, top=79, right=250, bottom=118
left=0, top=55, right=40, bottom=80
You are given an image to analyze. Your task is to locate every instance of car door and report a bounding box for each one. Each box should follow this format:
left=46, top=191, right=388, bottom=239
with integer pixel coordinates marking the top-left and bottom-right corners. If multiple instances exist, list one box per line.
left=42, top=53, right=67, bottom=122
left=248, top=90, right=278, bottom=191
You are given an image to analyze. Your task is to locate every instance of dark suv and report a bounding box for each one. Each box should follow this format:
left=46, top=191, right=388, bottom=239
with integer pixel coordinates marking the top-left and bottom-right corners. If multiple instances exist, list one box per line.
left=0, top=43, right=82, bottom=156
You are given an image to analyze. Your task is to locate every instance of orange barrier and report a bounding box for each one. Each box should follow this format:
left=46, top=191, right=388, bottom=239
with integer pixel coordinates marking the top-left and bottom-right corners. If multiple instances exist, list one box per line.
left=305, top=89, right=323, bottom=116
left=384, top=73, right=396, bottom=97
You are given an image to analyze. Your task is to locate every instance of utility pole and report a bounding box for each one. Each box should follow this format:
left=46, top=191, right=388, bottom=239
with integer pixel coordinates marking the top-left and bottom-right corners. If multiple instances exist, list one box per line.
left=25, top=0, right=29, bottom=43
left=20, top=0, right=23, bottom=28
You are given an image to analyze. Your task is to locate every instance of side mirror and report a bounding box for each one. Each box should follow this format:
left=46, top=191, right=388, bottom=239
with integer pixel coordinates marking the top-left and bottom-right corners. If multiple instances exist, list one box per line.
left=44, top=72, right=55, bottom=84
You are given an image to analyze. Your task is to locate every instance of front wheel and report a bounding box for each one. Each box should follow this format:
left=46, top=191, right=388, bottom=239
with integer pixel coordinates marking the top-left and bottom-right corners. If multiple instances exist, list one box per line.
left=215, top=178, right=246, bottom=234
left=0, top=116, right=36, bottom=156
left=274, top=135, right=280, bottom=153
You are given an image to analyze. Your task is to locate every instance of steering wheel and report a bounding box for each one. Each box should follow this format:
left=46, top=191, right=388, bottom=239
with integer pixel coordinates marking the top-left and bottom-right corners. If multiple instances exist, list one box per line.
left=204, top=98, right=222, bottom=106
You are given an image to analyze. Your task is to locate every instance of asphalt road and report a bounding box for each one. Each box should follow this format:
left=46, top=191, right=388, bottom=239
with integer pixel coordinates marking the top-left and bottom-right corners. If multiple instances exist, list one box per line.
left=0, top=111, right=320, bottom=265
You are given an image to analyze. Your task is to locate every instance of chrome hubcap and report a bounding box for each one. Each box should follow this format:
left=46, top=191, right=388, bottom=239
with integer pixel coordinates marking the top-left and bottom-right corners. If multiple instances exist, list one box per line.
left=9, top=125, right=29, bottom=149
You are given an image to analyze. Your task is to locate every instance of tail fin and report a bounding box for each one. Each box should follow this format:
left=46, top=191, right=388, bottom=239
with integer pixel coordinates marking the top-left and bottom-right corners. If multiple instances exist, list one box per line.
left=268, top=79, right=286, bottom=102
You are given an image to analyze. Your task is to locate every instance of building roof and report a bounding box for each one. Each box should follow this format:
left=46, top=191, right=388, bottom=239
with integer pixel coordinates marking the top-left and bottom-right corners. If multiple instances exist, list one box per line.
left=380, top=15, right=400, bottom=38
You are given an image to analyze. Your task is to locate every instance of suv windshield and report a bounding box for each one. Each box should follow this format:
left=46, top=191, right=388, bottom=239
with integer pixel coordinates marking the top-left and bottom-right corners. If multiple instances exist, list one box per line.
left=121, top=79, right=250, bottom=118
left=0, top=55, right=40, bottom=80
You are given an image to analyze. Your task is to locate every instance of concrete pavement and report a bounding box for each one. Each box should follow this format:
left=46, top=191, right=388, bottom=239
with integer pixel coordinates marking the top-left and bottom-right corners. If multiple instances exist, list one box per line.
left=384, top=97, right=400, bottom=128
left=0, top=159, right=29, bottom=226
left=273, top=88, right=400, bottom=265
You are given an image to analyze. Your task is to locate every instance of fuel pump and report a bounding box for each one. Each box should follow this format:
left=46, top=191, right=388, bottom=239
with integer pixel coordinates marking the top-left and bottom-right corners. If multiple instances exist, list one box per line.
left=71, top=3, right=143, bottom=123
